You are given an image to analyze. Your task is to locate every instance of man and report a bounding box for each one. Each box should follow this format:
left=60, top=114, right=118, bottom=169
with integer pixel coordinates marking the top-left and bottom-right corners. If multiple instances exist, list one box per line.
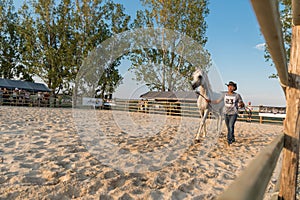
left=207, top=81, right=244, bottom=145
left=245, top=101, right=253, bottom=122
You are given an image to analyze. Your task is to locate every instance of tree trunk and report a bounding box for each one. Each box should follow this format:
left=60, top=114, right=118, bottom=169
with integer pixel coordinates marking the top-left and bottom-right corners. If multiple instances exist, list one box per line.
left=279, top=25, right=300, bottom=200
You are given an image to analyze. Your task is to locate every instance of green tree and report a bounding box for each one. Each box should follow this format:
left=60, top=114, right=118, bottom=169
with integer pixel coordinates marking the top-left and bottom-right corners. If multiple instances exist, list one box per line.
left=0, top=0, right=32, bottom=80
left=18, top=0, right=66, bottom=93
left=73, top=0, right=129, bottom=98
left=17, top=0, right=129, bottom=97
left=129, top=0, right=211, bottom=91
left=265, top=0, right=292, bottom=78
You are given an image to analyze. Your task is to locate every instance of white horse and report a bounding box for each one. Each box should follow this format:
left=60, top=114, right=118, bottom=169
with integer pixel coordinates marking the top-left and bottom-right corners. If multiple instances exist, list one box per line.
left=191, top=69, right=224, bottom=142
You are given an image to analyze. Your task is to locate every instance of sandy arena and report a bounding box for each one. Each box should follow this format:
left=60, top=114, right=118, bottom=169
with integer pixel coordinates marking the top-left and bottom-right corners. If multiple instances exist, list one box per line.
left=0, top=106, right=284, bottom=199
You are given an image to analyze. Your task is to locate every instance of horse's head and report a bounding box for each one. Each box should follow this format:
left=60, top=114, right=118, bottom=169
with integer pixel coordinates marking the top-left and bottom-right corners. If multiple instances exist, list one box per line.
left=191, top=69, right=204, bottom=90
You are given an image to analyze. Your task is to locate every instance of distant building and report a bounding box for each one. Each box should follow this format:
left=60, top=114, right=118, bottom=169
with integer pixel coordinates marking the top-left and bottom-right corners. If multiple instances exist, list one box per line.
left=0, top=78, right=50, bottom=92
left=139, top=91, right=199, bottom=116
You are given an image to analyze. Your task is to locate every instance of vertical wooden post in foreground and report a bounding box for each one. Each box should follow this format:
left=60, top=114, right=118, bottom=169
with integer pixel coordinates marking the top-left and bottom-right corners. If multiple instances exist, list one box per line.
left=279, top=25, right=300, bottom=199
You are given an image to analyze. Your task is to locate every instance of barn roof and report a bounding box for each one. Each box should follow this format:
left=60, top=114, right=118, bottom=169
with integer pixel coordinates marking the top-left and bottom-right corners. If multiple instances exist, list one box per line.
left=0, top=78, right=51, bottom=92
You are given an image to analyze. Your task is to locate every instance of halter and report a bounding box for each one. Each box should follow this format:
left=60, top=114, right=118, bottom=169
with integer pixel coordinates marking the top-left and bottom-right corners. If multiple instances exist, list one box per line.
left=194, top=91, right=221, bottom=115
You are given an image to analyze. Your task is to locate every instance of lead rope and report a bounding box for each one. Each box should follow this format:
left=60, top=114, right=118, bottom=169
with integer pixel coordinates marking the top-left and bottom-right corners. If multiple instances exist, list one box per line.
left=194, top=91, right=221, bottom=114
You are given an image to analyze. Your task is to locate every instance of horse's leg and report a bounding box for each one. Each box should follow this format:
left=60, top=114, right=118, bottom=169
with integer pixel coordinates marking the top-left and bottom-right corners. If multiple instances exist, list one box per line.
left=195, top=109, right=209, bottom=142
left=217, top=113, right=223, bottom=134
left=201, top=109, right=209, bottom=137
left=195, top=111, right=203, bottom=142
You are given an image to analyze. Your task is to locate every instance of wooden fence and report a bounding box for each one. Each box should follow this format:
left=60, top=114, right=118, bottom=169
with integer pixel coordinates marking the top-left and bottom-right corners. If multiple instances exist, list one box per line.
left=0, top=93, right=72, bottom=108
left=218, top=0, right=300, bottom=199
left=110, top=99, right=285, bottom=124
left=0, top=95, right=285, bottom=124
left=218, top=134, right=284, bottom=200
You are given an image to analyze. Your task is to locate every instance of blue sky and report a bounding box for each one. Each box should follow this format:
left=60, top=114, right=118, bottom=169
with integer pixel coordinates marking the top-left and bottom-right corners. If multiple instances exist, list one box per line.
left=13, top=0, right=286, bottom=106
left=113, top=0, right=286, bottom=106
left=205, top=1, right=286, bottom=106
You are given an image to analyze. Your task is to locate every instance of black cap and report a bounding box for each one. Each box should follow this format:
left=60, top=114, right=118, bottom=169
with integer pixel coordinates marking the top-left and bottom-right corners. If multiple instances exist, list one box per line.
left=225, top=81, right=237, bottom=91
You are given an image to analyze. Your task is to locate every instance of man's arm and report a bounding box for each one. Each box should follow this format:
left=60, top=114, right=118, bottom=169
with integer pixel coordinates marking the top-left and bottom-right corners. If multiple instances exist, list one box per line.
left=207, top=95, right=224, bottom=104
left=238, top=94, right=245, bottom=108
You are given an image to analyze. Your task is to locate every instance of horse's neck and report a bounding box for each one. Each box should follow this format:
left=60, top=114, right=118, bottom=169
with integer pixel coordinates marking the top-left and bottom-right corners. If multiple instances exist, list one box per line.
left=200, top=77, right=212, bottom=99
left=199, top=86, right=207, bottom=98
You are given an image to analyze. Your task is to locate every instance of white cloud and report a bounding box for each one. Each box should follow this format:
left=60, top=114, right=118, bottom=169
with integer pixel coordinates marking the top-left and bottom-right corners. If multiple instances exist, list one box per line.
left=255, top=43, right=266, bottom=51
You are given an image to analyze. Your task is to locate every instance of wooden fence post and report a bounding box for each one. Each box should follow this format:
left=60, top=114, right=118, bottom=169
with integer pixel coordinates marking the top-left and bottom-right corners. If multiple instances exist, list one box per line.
left=279, top=25, right=300, bottom=199
left=260, top=116, right=263, bottom=124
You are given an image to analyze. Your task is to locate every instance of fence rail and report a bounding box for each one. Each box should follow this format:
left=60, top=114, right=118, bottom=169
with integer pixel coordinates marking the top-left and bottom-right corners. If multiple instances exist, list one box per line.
left=111, top=99, right=285, bottom=124
left=0, top=94, right=72, bottom=108
left=218, top=134, right=284, bottom=200
left=0, top=96, right=285, bottom=124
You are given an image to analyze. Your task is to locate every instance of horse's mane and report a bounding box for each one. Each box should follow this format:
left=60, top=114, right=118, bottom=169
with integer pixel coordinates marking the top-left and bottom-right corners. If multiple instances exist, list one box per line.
left=200, top=70, right=214, bottom=98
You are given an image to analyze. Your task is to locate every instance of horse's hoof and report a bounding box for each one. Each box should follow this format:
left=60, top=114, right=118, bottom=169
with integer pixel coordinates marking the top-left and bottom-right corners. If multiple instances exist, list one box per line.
left=194, top=139, right=201, bottom=143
